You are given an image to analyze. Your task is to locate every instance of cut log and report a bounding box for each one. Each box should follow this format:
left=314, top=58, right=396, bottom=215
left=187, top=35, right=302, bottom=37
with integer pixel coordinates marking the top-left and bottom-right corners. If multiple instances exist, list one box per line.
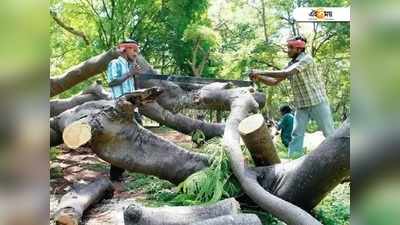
left=238, top=114, right=280, bottom=166
left=190, top=214, right=262, bottom=225
left=123, top=198, right=240, bottom=225
left=255, top=120, right=350, bottom=211
left=62, top=121, right=92, bottom=149
left=53, top=177, right=114, bottom=225
left=221, top=87, right=322, bottom=225
left=50, top=49, right=121, bottom=97
left=50, top=81, right=111, bottom=117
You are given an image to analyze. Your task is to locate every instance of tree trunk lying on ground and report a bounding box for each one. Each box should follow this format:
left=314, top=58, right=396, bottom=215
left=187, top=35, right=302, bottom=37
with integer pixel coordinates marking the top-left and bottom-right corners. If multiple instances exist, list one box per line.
left=50, top=81, right=111, bottom=117
left=123, top=198, right=241, bottom=225
left=238, top=114, right=280, bottom=166
left=53, top=177, right=114, bottom=225
left=190, top=214, right=262, bottom=225
left=52, top=88, right=209, bottom=184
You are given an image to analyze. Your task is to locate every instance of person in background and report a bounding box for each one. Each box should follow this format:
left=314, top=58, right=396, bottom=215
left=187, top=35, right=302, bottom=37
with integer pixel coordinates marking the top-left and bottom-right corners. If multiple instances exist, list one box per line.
left=249, top=36, right=334, bottom=158
left=106, top=39, right=143, bottom=181
left=276, top=105, right=294, bottom=148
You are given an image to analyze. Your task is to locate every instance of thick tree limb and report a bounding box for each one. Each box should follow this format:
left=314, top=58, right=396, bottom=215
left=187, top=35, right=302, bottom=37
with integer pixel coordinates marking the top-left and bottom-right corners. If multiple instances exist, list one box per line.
left=123, top=198, right=240, bottom=225
left=137, top=80, right=266, bottom=113
left=53, top=177, right=113, bottom=225
left=50, top=81, right=111, bottom=117
left=221, top=88, right=322, bottom=225
left=256, top=120, right=350, bottom=211
left=190, top=214, right=262, bottom=225
left=50, top=49, right=120, bottom=97
left=139, top=102, right=224, bottom=140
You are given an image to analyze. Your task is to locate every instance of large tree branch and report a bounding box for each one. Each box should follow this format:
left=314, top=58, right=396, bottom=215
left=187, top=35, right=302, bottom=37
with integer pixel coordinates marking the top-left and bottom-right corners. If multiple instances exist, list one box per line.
left=255, top=120, right=350, bottom=210
left=50, top=49, right=121, bottom=97
left=53, top=177, right=113, bottom=225
left=50, top=81, right=111, bottom=117
left=50, top=10, right=90, bottom=45
left=139, top=102, right=225, bottom=140
left=221, top=88, right=322, bottom=225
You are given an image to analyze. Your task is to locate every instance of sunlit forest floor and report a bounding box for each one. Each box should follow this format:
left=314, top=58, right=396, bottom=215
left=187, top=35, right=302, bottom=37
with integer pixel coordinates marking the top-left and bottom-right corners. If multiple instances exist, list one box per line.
left=50, top=127, right=349, bottom=225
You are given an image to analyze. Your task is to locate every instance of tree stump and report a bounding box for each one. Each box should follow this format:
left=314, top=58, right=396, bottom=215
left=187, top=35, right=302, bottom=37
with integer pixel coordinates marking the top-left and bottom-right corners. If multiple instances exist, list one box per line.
left=238, top=114, right=280, bottom=166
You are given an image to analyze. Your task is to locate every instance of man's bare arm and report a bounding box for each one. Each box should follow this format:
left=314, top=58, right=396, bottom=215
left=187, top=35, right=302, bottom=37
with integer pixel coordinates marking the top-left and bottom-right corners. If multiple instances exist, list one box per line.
left=108, top=70, right=133, bottom=87
left=256, top=75, right=285, bottom=86
left=109, top=64, right=142, bottom=87
left=258, top=67, right=298, bottom=79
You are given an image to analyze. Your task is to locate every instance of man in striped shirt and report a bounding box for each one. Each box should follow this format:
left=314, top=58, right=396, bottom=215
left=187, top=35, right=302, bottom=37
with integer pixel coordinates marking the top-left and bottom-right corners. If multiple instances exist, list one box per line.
left=249, top=36, right=334, bottom=158
left=106, top=39, right=143, bottom=181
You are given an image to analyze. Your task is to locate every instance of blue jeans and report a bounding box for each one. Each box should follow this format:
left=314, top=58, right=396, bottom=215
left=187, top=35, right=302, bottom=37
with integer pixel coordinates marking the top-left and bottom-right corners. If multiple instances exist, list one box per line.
left=288, top=101, right=334, bottom=158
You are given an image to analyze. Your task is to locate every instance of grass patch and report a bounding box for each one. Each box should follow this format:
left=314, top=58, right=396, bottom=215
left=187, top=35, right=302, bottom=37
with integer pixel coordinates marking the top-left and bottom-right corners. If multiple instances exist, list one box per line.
left=313, top=183, right=350, bottom=225
left=50, top=147, right=61, bottom=161
left=82, top=163, right=109, bottom=172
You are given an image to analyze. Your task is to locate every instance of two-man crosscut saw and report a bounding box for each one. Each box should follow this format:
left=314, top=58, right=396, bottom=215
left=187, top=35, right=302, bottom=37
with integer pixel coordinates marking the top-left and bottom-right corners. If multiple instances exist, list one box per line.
left=134, top=73, right=254, bottom=87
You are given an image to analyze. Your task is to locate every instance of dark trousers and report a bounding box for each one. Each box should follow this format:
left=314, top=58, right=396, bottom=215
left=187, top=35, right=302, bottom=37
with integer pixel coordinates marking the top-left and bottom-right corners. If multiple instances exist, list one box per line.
left=109, top=112, right=142, bottom=181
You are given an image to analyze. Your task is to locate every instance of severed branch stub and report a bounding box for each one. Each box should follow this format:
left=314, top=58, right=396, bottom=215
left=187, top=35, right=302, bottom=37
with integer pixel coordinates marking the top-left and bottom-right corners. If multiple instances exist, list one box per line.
left=53, top=177, right=114, bottom=225
left=238, top=114, right=280, bottom=166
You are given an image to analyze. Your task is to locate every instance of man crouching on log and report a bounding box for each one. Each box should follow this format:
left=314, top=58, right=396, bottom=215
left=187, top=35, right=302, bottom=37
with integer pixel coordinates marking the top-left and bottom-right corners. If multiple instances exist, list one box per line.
left=248, top=36, right=335, bottom=159
left=106, top=39, right=143, bottom=181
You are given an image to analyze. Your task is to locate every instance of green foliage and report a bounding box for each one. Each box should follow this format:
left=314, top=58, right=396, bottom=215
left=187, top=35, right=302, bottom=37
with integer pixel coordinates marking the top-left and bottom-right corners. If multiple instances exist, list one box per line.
left=125, top=173, right=174, bottom=193
left=191, top=129, right=206, bottom=146
left=170, top=138, right=241, bottom=205
left=49, top=147, right=61, bottom=161
left=314, top=183, right=350, bottom=225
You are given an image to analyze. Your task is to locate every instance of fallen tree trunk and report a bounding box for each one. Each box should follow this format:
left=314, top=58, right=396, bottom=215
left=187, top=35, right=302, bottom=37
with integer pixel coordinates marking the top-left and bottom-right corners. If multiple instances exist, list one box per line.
left=190, top=214, right=262, bottom=225
left=221, top=87, right=322, bottom=225
left=50, top=49, right=121, bottom=97
left=255, top=120, right=350, bottom=211
left=50, top=81, right=110, bottom=117
left=238, top=114, right=280, bottom=166
left=53, top=177, right=113, bottom=225
left=54, top=89, right=209, bottom=184
left=137, top=80, right=266, bottom=113
left=123, top=198, right=240, bottom=225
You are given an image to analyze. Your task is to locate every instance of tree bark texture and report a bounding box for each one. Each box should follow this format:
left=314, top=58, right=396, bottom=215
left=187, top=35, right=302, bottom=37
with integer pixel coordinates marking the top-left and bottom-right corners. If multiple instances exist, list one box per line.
left=123, top=198, right=240, bottom=225
left=53, top=177, right=114, bottom=225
